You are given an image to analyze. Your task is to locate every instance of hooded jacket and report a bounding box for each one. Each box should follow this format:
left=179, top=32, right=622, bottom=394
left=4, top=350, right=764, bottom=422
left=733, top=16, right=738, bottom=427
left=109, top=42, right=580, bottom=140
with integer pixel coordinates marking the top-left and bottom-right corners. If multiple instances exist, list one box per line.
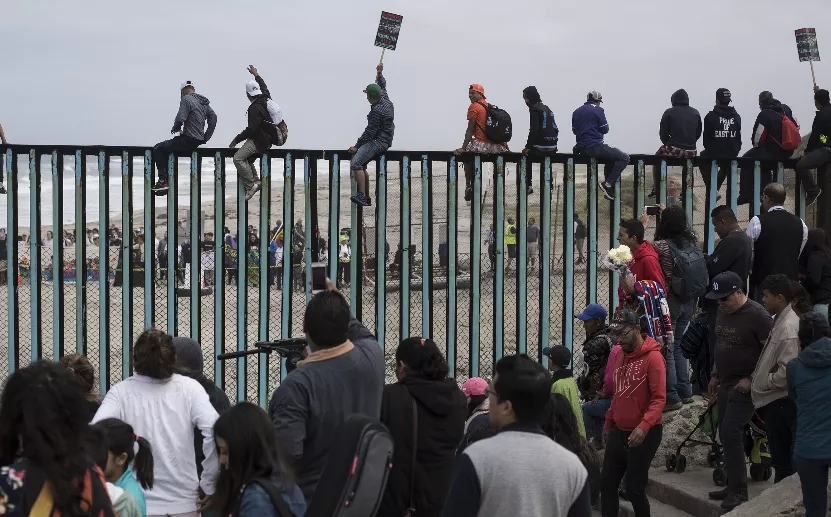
left=806, top=105, right=831, bottom=152
left=576, top=327, right=613, bottom=399
left=523, top=86, right=559, bottom=151
left=617, top=241, right=665, bottom=306
left=172, top=337, right=232, bottom=477
left=380, top=376, right=467, bottom=517
left=233, top=95, right=279, bottom=153
left=572, top=102, right=609, bottom=149
left=172, top=93, right=218, bottom=143
left=551, top=369, right=587, bottom=437
left=802, top=249, right=831, bottom=304
left=751, top=99, right=797, bottom=155
left=788, top=337, right=831, bottom=459
left=751, top=304, right=800, bottom=408
left=703, top=105, right=743, bottom=158
left=659, top=89, right=702, bottom=151
left=604, top=336, right=666, bottom=433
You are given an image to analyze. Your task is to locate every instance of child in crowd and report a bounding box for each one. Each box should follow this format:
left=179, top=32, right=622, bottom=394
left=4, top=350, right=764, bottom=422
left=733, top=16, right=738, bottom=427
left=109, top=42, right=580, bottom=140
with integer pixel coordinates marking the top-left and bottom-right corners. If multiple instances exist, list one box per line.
left=94, top=418, right=155, bottom=517
left=85, top=425, right=143, bottom=517
left=543, top=345, right=586, bottom=437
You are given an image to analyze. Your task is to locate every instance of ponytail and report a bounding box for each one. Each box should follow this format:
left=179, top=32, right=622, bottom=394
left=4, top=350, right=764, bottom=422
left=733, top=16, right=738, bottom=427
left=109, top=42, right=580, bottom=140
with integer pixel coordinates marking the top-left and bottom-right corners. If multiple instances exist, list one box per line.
left=134, top=436, right=155, bottom=490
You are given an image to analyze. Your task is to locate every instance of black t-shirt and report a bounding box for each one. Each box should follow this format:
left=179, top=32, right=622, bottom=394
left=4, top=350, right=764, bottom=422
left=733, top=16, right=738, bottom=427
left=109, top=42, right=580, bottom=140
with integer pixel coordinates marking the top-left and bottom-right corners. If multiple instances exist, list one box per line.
left=714, top=299, right=773, bottom=385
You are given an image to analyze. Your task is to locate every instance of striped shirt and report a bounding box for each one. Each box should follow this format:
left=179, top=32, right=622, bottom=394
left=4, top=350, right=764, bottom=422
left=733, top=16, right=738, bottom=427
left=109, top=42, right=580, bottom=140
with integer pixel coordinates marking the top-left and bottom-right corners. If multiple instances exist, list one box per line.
left=356, top=74, right=395, bottom=148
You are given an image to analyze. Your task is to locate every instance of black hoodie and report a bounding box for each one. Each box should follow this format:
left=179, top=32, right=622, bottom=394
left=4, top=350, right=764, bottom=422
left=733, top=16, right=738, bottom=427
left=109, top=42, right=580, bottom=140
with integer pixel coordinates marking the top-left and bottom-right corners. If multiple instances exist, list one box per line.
left=379, top=376, right=467, bottom=517
left=806, top=105, right=831, bottom=152
left=751, top=99, right=796, bottom=156
left=703, top=104, right=743, bottom=158
left=659, top=89, right=702, bottom=151
left=523, top=86, right=559, bottom=150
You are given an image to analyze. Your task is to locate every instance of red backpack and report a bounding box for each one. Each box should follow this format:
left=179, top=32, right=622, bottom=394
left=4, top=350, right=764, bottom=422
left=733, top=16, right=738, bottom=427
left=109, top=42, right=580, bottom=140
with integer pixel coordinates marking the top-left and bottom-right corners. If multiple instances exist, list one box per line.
left=774, top=114, right=802, bottom=151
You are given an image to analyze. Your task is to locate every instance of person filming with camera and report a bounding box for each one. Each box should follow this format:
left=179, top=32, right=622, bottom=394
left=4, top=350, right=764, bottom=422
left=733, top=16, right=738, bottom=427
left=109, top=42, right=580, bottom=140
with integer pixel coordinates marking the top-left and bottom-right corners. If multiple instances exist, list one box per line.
left=267, top=278, right=384, bottom=503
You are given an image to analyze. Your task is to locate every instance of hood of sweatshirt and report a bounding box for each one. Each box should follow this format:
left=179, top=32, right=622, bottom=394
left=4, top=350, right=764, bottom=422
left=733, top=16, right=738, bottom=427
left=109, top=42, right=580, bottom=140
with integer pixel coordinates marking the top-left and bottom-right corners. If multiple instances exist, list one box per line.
left=671, top=89, right=690, bottom=107
left=713, top=104, right=738, bottom=116
left=189, top=93, right=212, bottom=107
left=622, top=334, right=662, bottom=360
left=801, top=337, right=831, bottom=368
left=172, top=336, right=203, bottom=375
left=633, top=240, right=659, bottom=263
left=400, top=376, right=466, bottom=417
left=523, top=86, right=542, bottom=105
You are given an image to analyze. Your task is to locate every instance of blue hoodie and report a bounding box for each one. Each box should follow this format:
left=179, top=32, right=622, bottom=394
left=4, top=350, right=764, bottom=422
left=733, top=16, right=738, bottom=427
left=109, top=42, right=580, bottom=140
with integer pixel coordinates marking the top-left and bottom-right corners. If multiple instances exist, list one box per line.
left=115, top=466, right=146, bottom=517
left=572, top=102, right=609, bottom=149
left=787, top=337, right=831, bottom=459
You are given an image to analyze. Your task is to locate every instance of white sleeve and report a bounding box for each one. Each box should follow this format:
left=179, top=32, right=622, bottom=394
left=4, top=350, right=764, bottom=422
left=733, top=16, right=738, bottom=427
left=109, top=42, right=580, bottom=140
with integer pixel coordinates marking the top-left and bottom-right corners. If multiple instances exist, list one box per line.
left=91, top=387, right=122, bottom=423
left=190, top=384, right=220, bottom=495
left=801, top=219, right=809, bottom=255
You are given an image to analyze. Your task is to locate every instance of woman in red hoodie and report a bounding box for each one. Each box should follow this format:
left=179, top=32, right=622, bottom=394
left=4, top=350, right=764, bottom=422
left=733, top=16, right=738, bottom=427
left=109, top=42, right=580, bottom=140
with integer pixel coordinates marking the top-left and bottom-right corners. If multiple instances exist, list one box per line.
left=600, top=309, right=667, bottom=517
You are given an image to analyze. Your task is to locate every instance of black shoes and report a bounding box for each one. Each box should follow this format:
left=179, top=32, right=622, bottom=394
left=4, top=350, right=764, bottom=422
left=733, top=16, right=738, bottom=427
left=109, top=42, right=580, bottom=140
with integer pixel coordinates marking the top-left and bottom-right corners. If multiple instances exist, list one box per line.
left=152, top=180, right=169, bottom=196
left=598, top=180, right=615, bottom=201
left=350, top=192, right=372, bottom=207
left=806, top=189, right=822, bottom=207
left=708, top=488, right=747, bottom=511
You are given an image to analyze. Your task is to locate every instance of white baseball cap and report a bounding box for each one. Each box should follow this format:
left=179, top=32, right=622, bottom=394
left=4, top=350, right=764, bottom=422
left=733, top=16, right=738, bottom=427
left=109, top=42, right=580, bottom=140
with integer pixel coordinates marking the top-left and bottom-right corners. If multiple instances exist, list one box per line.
left=180, top=80, right=195, bottom=91
left=246, top=80, right=261, bottom=96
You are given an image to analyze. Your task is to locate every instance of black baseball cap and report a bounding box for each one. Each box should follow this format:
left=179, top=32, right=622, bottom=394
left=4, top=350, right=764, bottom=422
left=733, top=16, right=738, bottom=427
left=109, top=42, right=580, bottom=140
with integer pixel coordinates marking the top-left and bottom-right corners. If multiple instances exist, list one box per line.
left=542, top=345, right=572, bottom=369
left=716, top=88, right=732, bottom=105
left=705, top=271, right=743, bottom=300
left=609, top=309, right=640, bottom=334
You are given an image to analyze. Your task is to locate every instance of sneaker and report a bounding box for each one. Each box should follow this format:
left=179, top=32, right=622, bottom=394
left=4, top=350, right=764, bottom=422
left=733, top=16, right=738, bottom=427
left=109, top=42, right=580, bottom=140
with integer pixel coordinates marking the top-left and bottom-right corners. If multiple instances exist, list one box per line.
left=245, top=181, right=261, bottom=201
left=350, top=192, right=372, bottom=207
left=647, top=188, right=656, bottom=198
left=598, top=181, right=615, bottom=201
left=152, top=180, right=169, bottom=195
left=721, top=493, right=748, bottom=511
left=682, top=397, right=695, bottom=404
left=464, top=185, right=473, bottom=202
left=0, top=183, right=6, bottom=194
left=527, top=186, right=534, bottom=195
left=806, top=189, right=822, bottom=207
left=663, top=402, right=683, bottom=412
left=708, top=489, right=747, bottom=502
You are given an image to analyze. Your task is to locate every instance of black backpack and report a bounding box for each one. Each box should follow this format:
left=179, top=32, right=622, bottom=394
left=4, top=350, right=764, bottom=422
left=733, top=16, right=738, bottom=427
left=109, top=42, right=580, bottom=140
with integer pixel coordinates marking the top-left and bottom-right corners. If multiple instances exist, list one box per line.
left=666, top=240, right=708, bottom=301
left=483, top=104, right=512, bottom=143
left=306, top=415, right=393, bottom=517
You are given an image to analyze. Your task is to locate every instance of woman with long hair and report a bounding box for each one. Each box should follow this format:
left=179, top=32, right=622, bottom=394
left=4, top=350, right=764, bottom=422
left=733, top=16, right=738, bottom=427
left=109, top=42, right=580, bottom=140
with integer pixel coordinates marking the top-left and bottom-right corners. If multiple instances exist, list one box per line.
left=212, top=403, right=305, bottom=517
left=379, top=337, right=467, bottom=517
left=792, top=281, right=815, bottom=317
left=92, top=329, right=220, bottom=517
left=800, top=228, right=831, bottom=321
left=60, top=353, right=100, bottom=421
left=540, top=393, right=601, bottom=506
left=0, top=361, right=116, bottom=516
left=95, top=418, right=155, bottom=517
left=648, top=204, right=698, bottom=410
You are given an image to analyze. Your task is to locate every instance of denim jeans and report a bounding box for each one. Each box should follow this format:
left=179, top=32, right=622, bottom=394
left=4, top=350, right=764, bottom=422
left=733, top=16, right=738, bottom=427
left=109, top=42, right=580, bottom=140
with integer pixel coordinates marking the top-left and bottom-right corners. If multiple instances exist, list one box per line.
left=795, top=455, right=831, bottom=517
left=152, top=135, right=203, bottom=182
left=582, top=398, right=612, bottom=440
left=795, top=148, right=831, bottom=196
left=814, top=303, right=829, bottom=322
left=580, top=144, right=630, bottom=186
left=666, top=298, right=694, bottom=405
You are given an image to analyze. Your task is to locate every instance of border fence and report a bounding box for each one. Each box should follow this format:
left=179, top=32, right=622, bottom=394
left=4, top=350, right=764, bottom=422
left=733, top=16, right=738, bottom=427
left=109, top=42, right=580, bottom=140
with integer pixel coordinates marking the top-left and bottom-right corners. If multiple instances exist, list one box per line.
left=0, top=145, right=816, bottom=407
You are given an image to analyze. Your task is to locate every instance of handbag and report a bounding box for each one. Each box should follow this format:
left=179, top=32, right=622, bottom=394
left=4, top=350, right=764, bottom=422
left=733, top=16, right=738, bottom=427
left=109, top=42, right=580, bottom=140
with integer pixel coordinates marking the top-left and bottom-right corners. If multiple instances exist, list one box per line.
left=403, top=387, right=419, bottom=517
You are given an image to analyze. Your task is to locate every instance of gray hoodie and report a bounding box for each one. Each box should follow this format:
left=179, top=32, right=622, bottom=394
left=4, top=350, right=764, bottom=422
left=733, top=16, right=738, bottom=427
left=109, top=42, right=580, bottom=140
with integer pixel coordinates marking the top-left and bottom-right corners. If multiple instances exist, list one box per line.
left=172, top=93, right=217, bottom=143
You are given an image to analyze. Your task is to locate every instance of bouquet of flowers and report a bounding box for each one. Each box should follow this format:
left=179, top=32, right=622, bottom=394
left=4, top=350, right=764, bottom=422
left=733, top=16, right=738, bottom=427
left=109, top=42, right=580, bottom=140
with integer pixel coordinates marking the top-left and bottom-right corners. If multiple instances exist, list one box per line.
left=601, top=245, right=633, bottom=274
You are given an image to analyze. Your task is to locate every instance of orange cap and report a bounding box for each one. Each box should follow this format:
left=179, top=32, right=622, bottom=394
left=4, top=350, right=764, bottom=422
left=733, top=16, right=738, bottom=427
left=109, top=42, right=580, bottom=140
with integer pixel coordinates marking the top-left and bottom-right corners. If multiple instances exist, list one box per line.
left=469, top=84, right=485, bottom=96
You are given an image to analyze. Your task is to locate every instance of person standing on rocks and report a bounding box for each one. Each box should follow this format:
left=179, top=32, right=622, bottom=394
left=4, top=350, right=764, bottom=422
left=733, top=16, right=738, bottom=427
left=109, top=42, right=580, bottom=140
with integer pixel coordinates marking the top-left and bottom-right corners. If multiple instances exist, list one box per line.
left=706, top=271, right=773, bottom=512
left=751, top=274, right=800, bottom=483
left=787, top=312, right=831, bottom=517
left=600, top=309, right=666, bottom=517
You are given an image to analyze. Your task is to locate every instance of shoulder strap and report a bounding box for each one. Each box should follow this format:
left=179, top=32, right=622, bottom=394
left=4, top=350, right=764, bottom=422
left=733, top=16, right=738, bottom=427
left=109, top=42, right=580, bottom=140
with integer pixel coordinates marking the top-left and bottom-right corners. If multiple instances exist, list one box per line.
left=247, top=479, right=296, bottom=517
left=404, top=386, right=419, bottom=512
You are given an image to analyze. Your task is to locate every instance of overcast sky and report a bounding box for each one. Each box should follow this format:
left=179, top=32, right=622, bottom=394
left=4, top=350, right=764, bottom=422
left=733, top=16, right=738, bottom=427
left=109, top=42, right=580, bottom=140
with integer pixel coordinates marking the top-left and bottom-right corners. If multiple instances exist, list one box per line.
left=1, top=0, right=828, bottom=154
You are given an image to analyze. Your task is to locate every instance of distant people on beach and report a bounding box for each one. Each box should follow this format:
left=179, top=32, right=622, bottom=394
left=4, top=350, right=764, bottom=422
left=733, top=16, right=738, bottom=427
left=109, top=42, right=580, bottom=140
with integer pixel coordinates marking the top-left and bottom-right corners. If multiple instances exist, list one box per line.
left=349, top=63, right=394, bottom=207
left=152, top=81, right=217, bottom=195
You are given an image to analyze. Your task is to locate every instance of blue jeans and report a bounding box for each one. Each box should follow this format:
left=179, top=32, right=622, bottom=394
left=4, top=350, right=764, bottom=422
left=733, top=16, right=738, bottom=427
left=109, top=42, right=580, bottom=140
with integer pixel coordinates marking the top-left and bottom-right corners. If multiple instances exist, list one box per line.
left=795, top=455, right=831, bottom=517
left=152, top=134, right=202, bottom=182
left=579, top=144, right=630, bottom=186
left=666, top=298, right=694, bottom=405
left=815, top=303, right=829, bottom=322
left=582, top=397, right=612, bottom=440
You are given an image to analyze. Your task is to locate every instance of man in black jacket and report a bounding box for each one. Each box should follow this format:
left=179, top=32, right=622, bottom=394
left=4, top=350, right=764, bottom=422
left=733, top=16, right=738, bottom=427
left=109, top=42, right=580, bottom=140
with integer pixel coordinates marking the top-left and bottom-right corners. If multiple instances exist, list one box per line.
left=700, top=88, right=742, bottom=195
left=522, top=86, right=559, bottom=194
left=650, top=89, right=702, bottom=198
left=229, top=69, right=280, bottom=202
left=574, top=303, right=612, bottom=448
left=794, top=88, right=830, bottom=206
left=737, top=92, right=796, bottom=204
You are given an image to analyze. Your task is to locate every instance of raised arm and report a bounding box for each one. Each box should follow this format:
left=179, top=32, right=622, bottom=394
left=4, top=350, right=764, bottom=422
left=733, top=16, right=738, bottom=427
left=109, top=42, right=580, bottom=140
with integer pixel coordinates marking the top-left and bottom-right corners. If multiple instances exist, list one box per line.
left=248, top=65, right=271, bottom=99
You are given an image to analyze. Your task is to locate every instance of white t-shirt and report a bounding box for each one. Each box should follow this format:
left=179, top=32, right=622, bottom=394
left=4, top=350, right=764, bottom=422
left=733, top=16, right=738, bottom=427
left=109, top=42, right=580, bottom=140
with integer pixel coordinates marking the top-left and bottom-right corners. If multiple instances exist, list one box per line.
left=92, top=374, right=220, bottom=515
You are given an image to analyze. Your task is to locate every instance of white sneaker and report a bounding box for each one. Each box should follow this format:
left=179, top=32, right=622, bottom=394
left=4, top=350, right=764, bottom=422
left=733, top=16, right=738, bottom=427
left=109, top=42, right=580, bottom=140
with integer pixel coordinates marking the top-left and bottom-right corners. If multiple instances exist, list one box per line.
left=245, top=182, right=261, bottom=201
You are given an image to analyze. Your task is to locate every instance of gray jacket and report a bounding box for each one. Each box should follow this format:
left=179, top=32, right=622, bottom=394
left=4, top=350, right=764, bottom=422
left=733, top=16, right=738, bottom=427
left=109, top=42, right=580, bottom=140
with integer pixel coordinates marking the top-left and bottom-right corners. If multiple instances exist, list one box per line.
left=172, top=93, right=217, bottom=143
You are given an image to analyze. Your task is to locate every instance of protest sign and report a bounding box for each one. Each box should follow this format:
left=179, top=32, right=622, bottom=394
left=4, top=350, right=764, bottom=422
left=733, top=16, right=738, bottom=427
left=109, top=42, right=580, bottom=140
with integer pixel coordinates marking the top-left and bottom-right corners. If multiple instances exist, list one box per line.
left=374, top=11, right=404, bottom=52
left=795, top=28, right=821, bottom=89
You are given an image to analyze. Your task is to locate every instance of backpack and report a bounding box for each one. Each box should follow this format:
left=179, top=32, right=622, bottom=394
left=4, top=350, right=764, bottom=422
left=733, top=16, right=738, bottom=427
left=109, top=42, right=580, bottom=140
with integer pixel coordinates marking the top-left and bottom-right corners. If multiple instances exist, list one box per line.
left=481, top=102, right=512, bottom=143
left=775, top=114, right=801, bottom=151
left=233, top=479, right=296, bottom=517
left=305, top=415, right=393, bottom=517
left=666, top=240, right=708, bottom=301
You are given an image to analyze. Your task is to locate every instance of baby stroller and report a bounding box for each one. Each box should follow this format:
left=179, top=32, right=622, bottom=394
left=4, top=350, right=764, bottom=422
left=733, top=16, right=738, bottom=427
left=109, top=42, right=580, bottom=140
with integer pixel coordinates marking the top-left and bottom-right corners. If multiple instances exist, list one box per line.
left=665, top=399, right=772, bottom=486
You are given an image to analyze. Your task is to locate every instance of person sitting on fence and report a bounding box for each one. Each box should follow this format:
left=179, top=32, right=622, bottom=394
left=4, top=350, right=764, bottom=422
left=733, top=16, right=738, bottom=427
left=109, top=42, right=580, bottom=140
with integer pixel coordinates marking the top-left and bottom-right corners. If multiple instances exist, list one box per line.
left=521, top=85, right=559, bottom=194
left=649, top=89, right=702, bottom=199
left=348, top=62, right=395, bottom=208
left=213, top=402, right=307, bottom=517
left=543, top=345, right=586, bottom=437
left=379, top=337, right=467, bottom=517
left=92, top=329, right=221, bottom=517
left=0, top=361, right=116, bottom=517
left=795, top=88, right=830, bottom=207
left=572, top=91, right=630, bottom=202
left=268, top=280, right=384, bottom=502
left=700, top=88, right=742, bottom=195
left=60, top=353, right=101, bottom=422
left=152, top=81, right=217, bottom=195
left=94, top=418, right=155, bottom=517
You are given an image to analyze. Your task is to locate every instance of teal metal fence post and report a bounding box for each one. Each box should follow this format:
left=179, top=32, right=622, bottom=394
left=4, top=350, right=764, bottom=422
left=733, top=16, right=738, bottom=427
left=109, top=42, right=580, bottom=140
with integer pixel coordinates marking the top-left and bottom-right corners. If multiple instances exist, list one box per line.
left=729, top=161, right=739, bottom=215
left=98, top=151, right=111, bottom=393
left=471, top=156, right=483, bottom=377
left=587, top=159, right=598, bottom=305
left=52, top=151, right=64, bottom=360
left=143, top=151, right=154, bottom=330
left=635, top=160, right=646, bottom=216
left=303, top=156, right=313, bottom=306
left=683, top=159, right=694, bottom=222
left=447, top=157, right=458, bottom=378
left=516, top=157, right=528, bottom=355
left=74, top=150, right=87, bottom=355
left=421, top=156, right=432, bottom=338
left=280, top=154, right=294, bottom=381
left=563, top=158, right=575, bottom=360
left=121, top=151, right=133, bottom=378
left=6, top=149, right=18, bottom=374
left=214, top=152, right=226, bottom=389
left=166, top=154, right=178, bottom=336
left=493, top=157, right=504, bottom=361
left=610, top=178, right=621, bottom=312
left=657, top=159, right=668, bottom=206
left=751, top=162, right=762, bottom=219
left=29, top=150, right=42, bottom=362
left=328, top=155, right=340, bottom=283
left=349, top=163, right=360, bottom=315
left=400, top=156, right=411, bottom=339
left=189, top=153, right=202, bottom=343
left=705, top=161, right=719, bottom=254
left=235, top=161, right=249, bottom=402
left=539, top=158, right=552, bottom=359
left=375, top=156, right=388, bottom=348
left=258, top=153, right=272, bottom=408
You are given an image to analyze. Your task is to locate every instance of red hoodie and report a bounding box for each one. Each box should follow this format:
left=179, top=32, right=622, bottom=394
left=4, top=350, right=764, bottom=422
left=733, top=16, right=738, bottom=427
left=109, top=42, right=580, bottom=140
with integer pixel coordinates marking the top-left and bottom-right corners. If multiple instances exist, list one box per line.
left=617, top=241, right=665, bottom=307
left=604, top=336, right=666, bottom=433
